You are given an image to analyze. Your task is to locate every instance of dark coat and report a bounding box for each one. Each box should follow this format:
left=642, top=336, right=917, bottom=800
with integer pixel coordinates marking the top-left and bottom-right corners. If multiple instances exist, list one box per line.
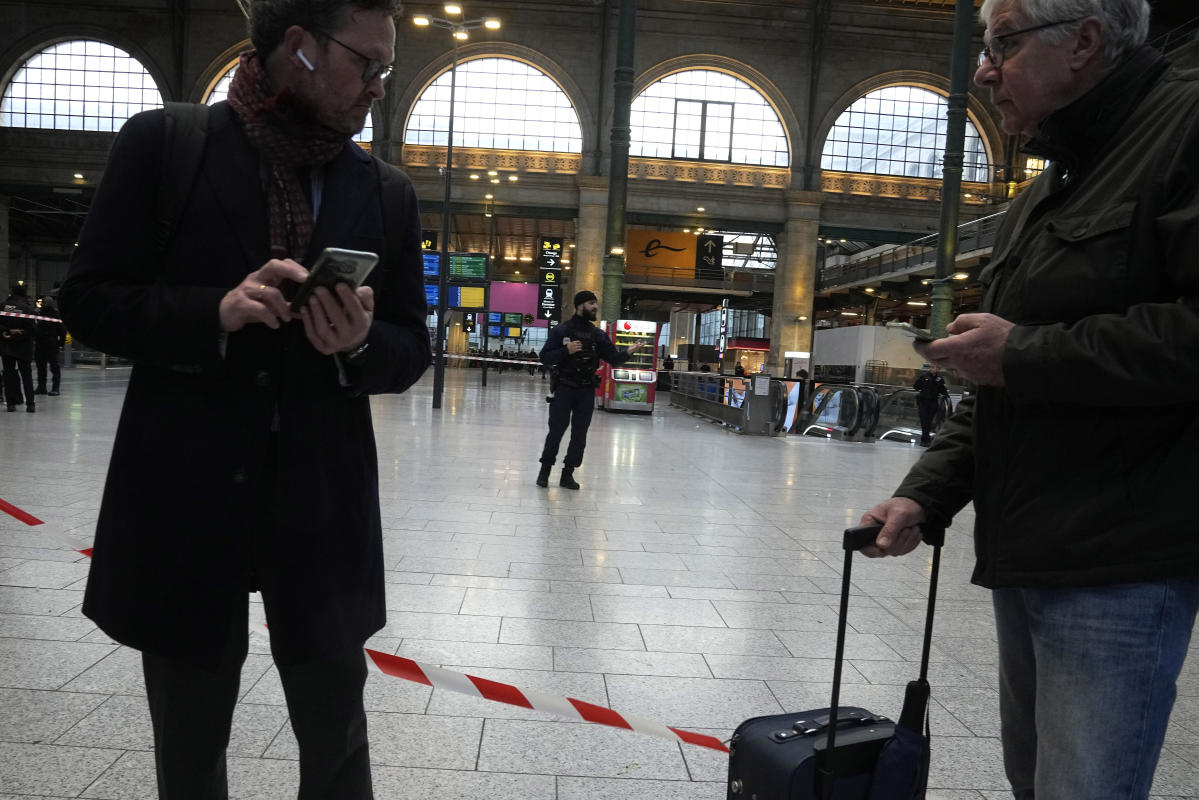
left=539, top=314, right=629, bottom=387
left=60, top=104, right=431, bottom=669
left=34, top=300, right=65, bottom=348
left=895, top=49, right=1199, bottom=589
left=0, top=295, right=36, bottom=360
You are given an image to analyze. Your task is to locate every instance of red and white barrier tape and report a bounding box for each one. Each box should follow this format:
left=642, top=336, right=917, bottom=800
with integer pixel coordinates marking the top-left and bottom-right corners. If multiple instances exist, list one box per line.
left=1, top=497, right=728, bottom=754
left=0, top=310, right=63, bottom=323
left=444, top=354, right=546, bottom=366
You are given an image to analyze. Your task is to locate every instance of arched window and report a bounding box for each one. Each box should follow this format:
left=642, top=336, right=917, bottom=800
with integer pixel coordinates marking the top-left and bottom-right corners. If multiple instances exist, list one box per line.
left=631, top=70, right=788, bottom=167
left=1, top=40, right=163, bottom=131
left=405, top=57, right=582, bottom=152
left=821, top=85, right=990, bottom=182
left=203, top=60, right=373, bottom=144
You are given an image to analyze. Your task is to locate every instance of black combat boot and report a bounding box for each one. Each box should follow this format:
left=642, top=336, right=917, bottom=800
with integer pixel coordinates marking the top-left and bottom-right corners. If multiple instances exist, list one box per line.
left=535, top=464, right=551, bottom=488
left=559, top=468, right=580, bottom=490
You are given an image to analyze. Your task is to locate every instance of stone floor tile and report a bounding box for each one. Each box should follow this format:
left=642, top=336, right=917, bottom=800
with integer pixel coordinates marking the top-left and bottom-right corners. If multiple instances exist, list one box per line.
left=460, top=587, right=594, bottom=621
left=376, top=610, right=501, bottom=643
left=0, top=741, right=123, bottom=796
left=0, top=687, right=106, bottom=744
left=265, top=711, right=484, bottom=770
left=605, top=675, right=782, bottom=730
left=478, top=718, right=689, bottom=779
left=554, top=647, right=711, bottom=678
left=0, top=612, right=97, bottom=641
left=591, top=596, right=724, bottom=627
left=0, top=638, right=115, bottom=690
left=640, top=625, right=791, bottom=657
left=500, top=617, right=643, bottom=650
left=370, top=765, right=556, bottom=799
left=55, top=694, right=152, bottom=750
left=557, top=776, right=724, bottom=800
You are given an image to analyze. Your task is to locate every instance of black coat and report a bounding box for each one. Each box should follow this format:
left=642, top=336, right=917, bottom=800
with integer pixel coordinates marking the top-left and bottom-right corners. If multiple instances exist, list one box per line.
left=60, top=104, right=431, bottom=668
left=0, top=295, right=36, bottom=360
left=34, top=300, right=65, bottom=348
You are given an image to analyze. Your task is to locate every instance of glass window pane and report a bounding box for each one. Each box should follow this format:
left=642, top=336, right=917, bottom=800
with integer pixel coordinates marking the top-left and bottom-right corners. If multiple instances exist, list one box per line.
left=404, top=57, right=583, bottom=153
left=820, top=85, right=990, bottom=180
left=630, top=69, right=788, bottom=167
left=1, top=39, right=163, bottom=131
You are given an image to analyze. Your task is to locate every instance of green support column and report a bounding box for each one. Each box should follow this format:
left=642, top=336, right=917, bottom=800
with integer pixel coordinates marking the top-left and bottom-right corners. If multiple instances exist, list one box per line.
left=931, top=0, right=976, bottom=335
left=0, top=195, right=9, bottom=294
left=600, top=0, right=635, bottom=323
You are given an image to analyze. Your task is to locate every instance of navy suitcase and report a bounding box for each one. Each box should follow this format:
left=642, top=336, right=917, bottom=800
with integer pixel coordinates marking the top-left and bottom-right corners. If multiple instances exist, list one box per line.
left=727, top=524, right=943, bottom=800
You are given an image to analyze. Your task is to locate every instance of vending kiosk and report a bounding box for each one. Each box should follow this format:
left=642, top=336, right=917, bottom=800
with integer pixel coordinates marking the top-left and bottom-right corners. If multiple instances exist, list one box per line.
left=598, top=320, right=658, bottom=412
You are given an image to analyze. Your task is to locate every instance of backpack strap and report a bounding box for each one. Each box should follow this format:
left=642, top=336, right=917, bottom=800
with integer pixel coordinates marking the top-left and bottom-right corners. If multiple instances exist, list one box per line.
left=154, top=101, right=211, bottom=257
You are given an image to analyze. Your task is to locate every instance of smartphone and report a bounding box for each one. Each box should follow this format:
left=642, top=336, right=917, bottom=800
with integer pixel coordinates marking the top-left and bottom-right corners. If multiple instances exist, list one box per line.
left=289, top=247, right=379, bottom=313
left=885, top=321, right=937, bottom=343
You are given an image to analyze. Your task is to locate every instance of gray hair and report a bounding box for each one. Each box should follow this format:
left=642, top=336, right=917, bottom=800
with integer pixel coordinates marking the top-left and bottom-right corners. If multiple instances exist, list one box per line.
left=979, top=0, right=1150, bottom=64
left=248, top=0, right=401, bottom=56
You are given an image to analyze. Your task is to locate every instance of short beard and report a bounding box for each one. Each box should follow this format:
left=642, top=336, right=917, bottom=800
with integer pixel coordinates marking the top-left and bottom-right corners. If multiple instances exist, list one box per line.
left=583, top=308, right=598, bottom=321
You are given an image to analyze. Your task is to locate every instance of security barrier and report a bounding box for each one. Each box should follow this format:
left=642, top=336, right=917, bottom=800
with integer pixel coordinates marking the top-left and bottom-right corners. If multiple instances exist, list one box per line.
left=667, top=372, right=789, bottom=435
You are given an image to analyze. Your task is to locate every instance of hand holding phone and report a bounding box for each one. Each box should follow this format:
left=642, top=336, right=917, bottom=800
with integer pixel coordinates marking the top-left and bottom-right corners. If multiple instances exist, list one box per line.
left=289, top=248, right=379, bottom=313
left=886, top=321, right=937, bottom=343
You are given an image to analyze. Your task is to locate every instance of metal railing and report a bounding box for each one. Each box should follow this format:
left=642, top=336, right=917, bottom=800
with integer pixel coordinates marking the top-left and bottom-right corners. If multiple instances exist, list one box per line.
left=668, top=372, right=788, bottom=435
left=816, top=211, right=1006, bottom=291
left=869, top=388, right=953, bottom=443
left=792, top=383, right=959, bottom=443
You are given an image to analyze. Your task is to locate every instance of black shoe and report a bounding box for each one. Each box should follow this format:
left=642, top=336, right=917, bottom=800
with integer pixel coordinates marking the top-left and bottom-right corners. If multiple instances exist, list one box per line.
left=535, top=464, right=551, bottom=488
left=26, top=404, right=35, bottom=413
left=6, top=405, right=15, bottom=412
left=35, top=387, right=47, bottom=395
left=559, top=468, right=580, bottom=490
left=48, top=390, right=59, bottom=397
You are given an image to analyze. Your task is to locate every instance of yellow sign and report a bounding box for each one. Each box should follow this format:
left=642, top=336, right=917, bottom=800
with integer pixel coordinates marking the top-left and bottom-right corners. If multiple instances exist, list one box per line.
left=626, top=231, right=696, bottom=277
left=457, top=286, right=486, bottom=308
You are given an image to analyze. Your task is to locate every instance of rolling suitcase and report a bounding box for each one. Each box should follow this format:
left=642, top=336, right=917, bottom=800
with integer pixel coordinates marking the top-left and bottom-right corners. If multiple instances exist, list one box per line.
left=727, top=523, right=944, bottom=800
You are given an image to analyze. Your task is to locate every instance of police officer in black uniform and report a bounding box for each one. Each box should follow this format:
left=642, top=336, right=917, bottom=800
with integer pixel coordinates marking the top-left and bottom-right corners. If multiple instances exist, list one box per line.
left=536, top=290, right=643, bottom=489
left=913, top=363, right=951, bottom=446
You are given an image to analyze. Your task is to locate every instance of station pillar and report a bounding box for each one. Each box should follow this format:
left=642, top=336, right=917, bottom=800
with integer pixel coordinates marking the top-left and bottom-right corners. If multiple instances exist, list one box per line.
left=769, top=191, right=823, bottom=377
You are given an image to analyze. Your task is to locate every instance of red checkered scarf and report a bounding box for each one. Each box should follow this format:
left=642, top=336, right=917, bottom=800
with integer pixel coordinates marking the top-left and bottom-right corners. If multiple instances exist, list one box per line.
left=226, top=51, right=347, bottom=260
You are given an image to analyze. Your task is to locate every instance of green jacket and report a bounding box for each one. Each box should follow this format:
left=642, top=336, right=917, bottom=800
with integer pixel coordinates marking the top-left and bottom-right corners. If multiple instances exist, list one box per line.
left=895, top=47, right=1199, bottom=589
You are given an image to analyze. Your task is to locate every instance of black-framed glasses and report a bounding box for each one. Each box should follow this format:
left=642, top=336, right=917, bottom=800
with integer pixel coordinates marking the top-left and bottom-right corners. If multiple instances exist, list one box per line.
left=978, top=17, right=1084, bottom=68
left=317, top=31, right=394, bottom=83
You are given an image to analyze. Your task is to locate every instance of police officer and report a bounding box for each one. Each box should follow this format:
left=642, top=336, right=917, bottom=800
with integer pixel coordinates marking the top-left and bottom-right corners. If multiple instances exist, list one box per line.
left=913, top=363, right=951, bottom=446
left=536, top=290, right=643, bottom=489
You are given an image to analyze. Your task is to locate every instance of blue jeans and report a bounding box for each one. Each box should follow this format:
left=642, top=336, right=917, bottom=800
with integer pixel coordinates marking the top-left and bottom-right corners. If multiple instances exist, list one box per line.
left=993, top=579, right=1199, bottom=800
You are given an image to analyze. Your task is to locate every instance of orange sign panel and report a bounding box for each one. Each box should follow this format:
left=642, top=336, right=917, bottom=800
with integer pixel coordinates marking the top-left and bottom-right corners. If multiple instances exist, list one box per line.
left=626, top=231, right=697, bottom=277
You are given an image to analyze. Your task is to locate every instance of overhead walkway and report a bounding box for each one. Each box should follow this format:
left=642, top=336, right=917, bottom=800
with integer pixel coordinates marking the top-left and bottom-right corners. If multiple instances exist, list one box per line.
left=817, top=211, right=1006, bottom=292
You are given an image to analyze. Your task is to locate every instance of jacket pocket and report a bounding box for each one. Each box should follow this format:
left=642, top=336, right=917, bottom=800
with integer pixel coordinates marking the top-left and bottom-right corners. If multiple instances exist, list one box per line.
left=1015, top=201, right=1136, bottom=323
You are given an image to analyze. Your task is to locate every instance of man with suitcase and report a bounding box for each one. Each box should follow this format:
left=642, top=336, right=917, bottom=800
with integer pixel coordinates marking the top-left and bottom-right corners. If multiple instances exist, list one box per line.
left=861, top=1, right=1199, bottom=798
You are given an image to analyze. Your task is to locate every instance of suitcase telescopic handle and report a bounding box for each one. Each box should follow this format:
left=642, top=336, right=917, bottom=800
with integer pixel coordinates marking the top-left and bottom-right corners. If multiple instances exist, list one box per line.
left=822, top=522, right=944, bottom=800
left=842, top=521, right=946, bottom=551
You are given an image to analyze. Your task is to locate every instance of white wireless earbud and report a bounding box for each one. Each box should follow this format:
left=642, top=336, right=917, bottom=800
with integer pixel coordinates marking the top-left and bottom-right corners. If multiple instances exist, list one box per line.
left=296, top=49, right=315, bottom=72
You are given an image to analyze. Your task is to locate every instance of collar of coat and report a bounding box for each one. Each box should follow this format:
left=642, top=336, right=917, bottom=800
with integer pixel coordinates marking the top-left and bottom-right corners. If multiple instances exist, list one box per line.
left=1023, top=45, right=1168, bottom=174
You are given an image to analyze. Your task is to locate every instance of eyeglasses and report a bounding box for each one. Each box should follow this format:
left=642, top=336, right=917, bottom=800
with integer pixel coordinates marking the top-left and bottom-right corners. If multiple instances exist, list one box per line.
left=317, top=31, right=394, bottom=83
left=977, top=17, right=1083, bottom=68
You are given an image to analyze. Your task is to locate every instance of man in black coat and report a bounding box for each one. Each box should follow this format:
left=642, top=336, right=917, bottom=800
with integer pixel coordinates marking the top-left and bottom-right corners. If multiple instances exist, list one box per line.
left=34, top=295, right=65, bottom=396
left=59, top=1, right=430, bottom=797
left=536, top=290, right=642, bottom=489
left=1, top=284, right=37, bottom=412
left=912, top=363, right=950, bottom=446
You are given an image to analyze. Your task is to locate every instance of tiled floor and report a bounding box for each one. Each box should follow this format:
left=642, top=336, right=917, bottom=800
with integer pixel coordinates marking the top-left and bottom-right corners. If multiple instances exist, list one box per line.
left=1, top=366, right=1197, bottom=799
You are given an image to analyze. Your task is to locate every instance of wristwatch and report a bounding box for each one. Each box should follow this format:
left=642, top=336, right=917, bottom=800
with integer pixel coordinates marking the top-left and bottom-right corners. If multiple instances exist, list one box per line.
left=342, top=340, right=370, bottom=364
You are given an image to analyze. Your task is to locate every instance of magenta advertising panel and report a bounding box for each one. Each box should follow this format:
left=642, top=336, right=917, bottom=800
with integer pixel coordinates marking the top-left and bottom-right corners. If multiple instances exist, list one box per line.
left=488, top=282, right=549, bottom=328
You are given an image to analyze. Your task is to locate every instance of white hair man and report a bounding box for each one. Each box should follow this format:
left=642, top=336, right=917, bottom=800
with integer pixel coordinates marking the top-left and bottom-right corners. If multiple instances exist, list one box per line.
left=859, top=1, right=1199, bottom=797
